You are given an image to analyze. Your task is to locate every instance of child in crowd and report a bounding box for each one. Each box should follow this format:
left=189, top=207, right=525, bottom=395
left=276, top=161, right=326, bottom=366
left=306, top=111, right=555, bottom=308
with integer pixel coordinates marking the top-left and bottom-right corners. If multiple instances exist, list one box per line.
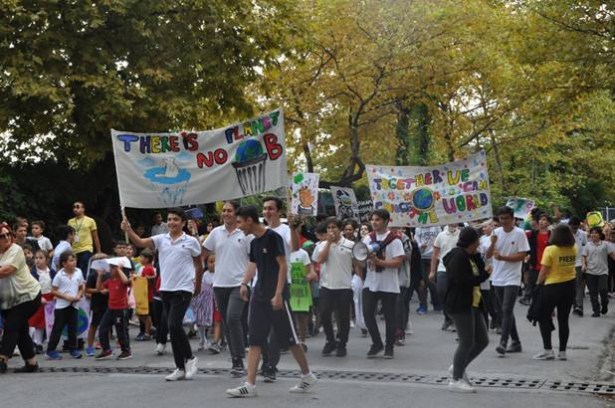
left=290, top=246, right=317, bottom=351
left=95, top=258, right=132, bottom=360
left=52, top=225, right=75, bottom=271
left=191, top=254, right=218, bottom=352
left=28, top=250, right=56, bottom=353
left=23, top=244, right=34, bottom=269
left=135, top=249, right=156, bottom=341
left=46, top=251, right=85, bottom=360
left=31, top=220, right=53, bottom=256
left=85, top=253, right=110, bottom=357
left=583, top=227, right=615, bottom=317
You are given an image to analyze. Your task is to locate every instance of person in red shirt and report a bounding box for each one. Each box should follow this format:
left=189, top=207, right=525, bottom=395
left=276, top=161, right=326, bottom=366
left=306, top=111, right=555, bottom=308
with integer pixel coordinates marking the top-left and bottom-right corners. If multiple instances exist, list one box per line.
left=95, top=258, right=132, bottom=360
left=520, top=214, right=551, bottom=305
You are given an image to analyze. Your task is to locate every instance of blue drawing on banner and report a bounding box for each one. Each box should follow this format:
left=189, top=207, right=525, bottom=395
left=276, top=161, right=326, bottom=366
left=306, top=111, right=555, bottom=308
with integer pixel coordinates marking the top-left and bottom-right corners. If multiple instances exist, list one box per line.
left=144, top=157, right=192, bottom=206
left=232, top=139, right=268, bottom=196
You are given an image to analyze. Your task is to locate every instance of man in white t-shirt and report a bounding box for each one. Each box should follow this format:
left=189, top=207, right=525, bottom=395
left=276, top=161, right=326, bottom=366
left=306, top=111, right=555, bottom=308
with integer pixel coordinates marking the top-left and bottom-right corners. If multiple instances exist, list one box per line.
left=122, top=208, right=202, bottom=382
left=312, top=217, right=360, bottom=357
left=362, top=209, right=404, bottom=359
left=486, top=206, right=530, bottom=356
left=429, top=224, right=460, bottom=331
left=202, top=201, right=253, bottom=377
left=568, top=216, right=587, bottom=316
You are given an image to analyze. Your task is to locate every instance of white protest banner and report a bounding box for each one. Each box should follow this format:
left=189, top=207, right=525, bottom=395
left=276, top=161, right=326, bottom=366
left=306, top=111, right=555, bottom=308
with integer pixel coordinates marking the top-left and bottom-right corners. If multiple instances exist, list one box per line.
left=505, top=197, right=535, bottom=220
left=330, top=186, right=359, bottom=219
left=111, top=110, right=286, bottom=208
left=290, top=172, right=319, bottom=215
left=367, top=151, right=492, bottom=227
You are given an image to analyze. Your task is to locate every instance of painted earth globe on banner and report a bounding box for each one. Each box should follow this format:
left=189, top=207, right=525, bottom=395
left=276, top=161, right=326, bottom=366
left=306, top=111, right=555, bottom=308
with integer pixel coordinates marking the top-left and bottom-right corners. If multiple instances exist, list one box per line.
left=235, top=139, right=265, bottom=163
left=233, top=139, right=268, bottom=196
left=412, top=187, right=435, bottom=212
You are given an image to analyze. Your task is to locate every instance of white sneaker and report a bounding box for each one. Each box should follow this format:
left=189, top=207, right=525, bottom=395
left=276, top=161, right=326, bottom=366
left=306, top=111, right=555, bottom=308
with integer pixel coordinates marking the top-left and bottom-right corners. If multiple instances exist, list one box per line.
left=226, top=382, right=257, bottom=398
left=448, top=379, right=476, bottom=393
left=165, top=369, right=186, bottom=381
left=289, top=372, right=318, bottom=393
left=448, top=364, right=472, bottom=385
left=557, top=351, right=567, bottom=361
left=185, top=356, right=198, bottom=380
left=532, top=349, right=555, bottom=360
left=156, top=343, right=166, bottom=356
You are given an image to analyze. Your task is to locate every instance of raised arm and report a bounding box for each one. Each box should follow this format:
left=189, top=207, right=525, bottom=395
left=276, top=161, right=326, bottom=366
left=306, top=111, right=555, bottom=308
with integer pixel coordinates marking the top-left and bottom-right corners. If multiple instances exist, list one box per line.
left=121, top=219, right=154, bottom=249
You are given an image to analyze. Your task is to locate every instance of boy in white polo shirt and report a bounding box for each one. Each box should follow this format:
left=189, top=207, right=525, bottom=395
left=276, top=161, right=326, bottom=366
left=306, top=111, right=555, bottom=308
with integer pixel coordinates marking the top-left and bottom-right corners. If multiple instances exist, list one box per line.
left=202, top=201, right=253, bottom=377
left=123, top=208, right=203, bottom=382
left=312, top=217, right=360, bottom=357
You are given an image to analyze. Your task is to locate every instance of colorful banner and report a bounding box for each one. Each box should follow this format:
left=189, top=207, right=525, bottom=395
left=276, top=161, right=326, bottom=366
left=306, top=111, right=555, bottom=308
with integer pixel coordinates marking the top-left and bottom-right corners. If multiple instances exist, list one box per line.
left=289, top=262, right=312, bottom=312
left=44, top=298, right=90, bottom=341
left=111, top=110, right=287, bottom=208
left=330, top=186, right=359, bottom=219
left=290, top=172, right=319, bottom=216
left=505, top=197, right=535, bottom=220
left=367, top=151, right=492, bottom=227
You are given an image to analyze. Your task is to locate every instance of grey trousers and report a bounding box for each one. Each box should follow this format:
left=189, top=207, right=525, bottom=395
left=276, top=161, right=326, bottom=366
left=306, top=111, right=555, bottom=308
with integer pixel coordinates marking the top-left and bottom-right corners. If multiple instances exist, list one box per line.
left=574, top=266, right=584, bottom=311
left=449, top=308, right=489, bottom=380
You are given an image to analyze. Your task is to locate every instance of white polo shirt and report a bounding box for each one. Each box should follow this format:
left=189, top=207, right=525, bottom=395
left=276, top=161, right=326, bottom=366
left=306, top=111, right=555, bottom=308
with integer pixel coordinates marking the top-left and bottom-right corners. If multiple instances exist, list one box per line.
left=203, top=225, right=253, bottom=288
left=270, top=223, right=292, bottom=283
left=52, top=268, right=84, bottom=309
left=490, top=226, right=530, bottom=287
left=363, top=231, right=404, bottom=294
left=312, top=237, right=355, bottom=289
left=152, top=232, right=202, bottom=293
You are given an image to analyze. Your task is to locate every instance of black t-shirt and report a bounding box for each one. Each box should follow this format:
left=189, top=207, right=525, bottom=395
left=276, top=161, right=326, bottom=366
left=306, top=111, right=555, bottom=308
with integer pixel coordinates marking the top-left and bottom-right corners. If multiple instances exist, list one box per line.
left=250, top=229, right=288, bottom=303
left=86, top=271, right=109, bottom=311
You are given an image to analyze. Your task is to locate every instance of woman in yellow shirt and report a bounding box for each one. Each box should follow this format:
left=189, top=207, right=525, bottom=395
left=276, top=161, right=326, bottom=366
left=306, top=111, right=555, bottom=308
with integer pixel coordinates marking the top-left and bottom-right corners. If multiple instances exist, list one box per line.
left=534, top=224, right=577, bottom=361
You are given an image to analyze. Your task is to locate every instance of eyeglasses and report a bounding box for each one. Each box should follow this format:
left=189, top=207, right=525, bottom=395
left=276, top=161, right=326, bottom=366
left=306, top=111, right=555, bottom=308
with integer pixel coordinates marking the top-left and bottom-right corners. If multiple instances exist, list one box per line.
left=0, top=233, right=11, bottom=240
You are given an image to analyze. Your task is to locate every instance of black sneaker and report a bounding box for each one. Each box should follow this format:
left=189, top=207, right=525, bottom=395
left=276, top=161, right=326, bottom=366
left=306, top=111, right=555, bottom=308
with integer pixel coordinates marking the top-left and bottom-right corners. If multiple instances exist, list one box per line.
left=367, top=344, right=384, bottom=359
left=263, top=366, right=277, bottom=383
left=336, top=345, right=347, bottom=357
left=321, top=341, right=337, bottom=356
left=383, top=347, right=394, bottom=359
left=0, top=360, right=7, bottom=374
left=518, top=297, right=531, bottom=306
left=591, top=312, right=600, bottom=317
left=14, top=363, right=39, bottom=373
left=601, top=305, right=608, bottom=315
left=495, top=343, right=506, bottom=356
left=573, top=308, right=583, bottom=317
left=506, top=342, right=522, bottom=353
left=230, top=358, right=246, bottom=378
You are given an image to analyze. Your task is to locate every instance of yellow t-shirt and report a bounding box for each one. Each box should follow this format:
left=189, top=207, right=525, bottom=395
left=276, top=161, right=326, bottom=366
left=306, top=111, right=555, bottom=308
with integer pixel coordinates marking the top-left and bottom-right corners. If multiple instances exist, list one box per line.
left=68, top=216, right=97, bottom=253
left=541, top=245, right=577, bottom=285
left=470, top=259, right=481, bottom=308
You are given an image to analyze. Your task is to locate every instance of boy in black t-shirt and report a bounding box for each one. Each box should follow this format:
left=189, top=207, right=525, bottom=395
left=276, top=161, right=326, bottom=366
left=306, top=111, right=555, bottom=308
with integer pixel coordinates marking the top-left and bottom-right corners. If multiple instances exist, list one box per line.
left=225, top=206, right=317, bottom=398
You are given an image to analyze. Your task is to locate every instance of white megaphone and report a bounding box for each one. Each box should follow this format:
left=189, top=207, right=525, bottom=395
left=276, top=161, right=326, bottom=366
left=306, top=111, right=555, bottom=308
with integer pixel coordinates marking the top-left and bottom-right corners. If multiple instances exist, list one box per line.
left=352, top=242, right=381, bottom=262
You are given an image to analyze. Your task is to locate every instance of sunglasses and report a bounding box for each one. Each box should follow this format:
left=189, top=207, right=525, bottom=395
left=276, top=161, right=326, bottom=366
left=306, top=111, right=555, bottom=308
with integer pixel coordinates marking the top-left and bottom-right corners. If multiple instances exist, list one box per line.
left=0, top=233, right=11, bottom=240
